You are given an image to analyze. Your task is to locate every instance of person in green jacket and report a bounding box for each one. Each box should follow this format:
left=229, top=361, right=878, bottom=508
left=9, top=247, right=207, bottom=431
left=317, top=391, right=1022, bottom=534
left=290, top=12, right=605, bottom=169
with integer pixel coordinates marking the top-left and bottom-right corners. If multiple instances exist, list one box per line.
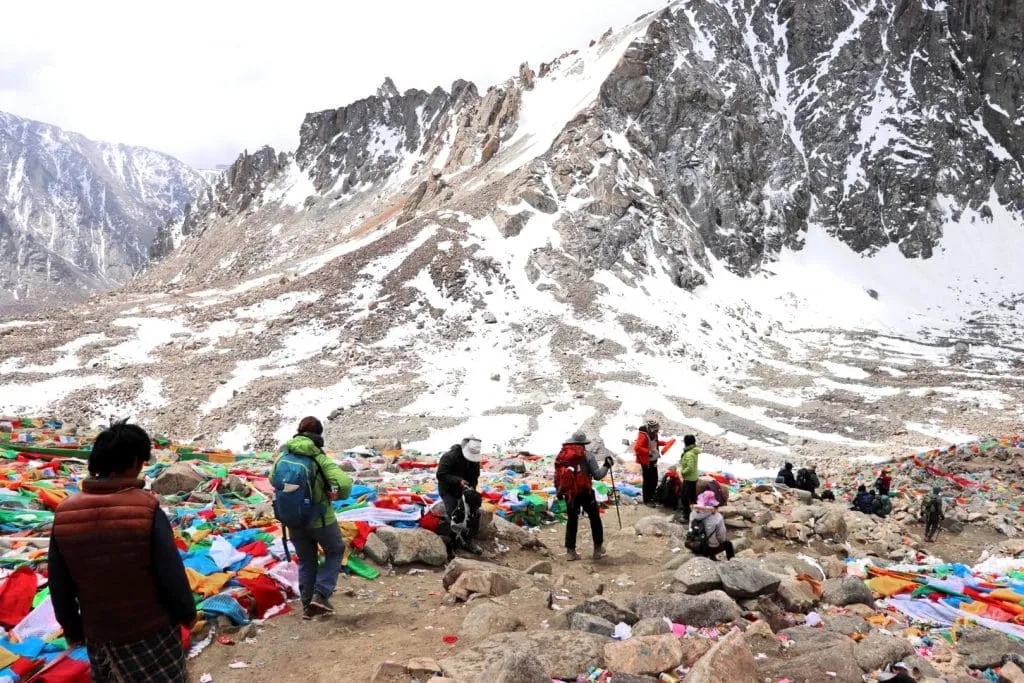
left=271, top=416, right=352, bottom=619
left=679, top=434, right=701, bottom=521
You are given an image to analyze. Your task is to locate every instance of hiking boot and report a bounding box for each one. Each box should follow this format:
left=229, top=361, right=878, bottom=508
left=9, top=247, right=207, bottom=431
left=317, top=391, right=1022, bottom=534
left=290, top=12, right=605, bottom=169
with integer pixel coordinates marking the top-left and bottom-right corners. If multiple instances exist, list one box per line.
left=566, top=549, right=581, bottom=562
left=592, top=545, right=607, bottom=560
left=301, top=604, right=315, bottom=620
left=310, top=592, right=334, bottom=614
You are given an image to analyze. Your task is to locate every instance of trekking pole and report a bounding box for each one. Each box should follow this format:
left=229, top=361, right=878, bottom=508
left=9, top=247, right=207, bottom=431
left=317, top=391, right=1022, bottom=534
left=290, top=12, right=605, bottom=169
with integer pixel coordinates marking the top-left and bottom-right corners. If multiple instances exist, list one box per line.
left=608, top=467, right=623, bottom=530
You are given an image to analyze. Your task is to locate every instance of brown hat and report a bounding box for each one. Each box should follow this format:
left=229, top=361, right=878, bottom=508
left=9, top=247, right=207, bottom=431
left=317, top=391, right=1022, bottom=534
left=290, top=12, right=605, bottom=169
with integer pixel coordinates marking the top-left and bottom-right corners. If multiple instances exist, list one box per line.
left=297, top=416, right=323, bottom=435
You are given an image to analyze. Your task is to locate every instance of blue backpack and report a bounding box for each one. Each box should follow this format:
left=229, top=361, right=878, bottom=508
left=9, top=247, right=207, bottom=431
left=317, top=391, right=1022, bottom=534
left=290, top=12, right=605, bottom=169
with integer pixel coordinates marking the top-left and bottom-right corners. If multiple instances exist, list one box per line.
left=271, top=450, right=329, bottom=529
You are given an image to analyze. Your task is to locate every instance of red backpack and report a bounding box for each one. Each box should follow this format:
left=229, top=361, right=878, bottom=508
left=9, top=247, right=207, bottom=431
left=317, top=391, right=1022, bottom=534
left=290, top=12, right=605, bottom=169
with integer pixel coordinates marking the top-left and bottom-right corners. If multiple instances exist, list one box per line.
left=554, top=444, right=592, bottom=499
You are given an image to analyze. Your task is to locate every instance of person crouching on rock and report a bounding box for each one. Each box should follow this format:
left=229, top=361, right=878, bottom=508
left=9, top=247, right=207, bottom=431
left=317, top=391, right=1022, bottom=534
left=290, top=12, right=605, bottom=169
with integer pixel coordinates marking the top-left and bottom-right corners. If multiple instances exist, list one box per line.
left=436, top=437, right=484, bottom=555
left=556, top=431, right=613, bottom=561
left=689, top=490, right=735, bottom=561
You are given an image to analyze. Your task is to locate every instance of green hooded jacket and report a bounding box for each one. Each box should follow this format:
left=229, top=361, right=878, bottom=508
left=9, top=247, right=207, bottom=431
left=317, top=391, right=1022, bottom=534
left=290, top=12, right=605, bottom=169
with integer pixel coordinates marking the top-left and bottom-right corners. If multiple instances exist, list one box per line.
left=271, top=435, right=353, bottom=528
left=680, top=445, right=701, bottom=482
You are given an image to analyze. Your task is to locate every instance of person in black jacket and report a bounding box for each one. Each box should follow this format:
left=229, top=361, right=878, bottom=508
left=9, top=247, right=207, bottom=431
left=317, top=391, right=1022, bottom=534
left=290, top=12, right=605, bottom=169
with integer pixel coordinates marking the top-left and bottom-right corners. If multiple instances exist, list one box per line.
left=775, top=462, right=796, bottom=487
left=436, top=437, right=483, bottom=555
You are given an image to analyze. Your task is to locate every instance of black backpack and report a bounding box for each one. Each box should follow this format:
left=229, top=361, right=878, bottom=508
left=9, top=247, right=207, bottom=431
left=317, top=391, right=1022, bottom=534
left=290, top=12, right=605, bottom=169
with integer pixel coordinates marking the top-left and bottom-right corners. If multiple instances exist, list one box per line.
left=655, top=474, right=682, bottom=508
left=684, top=517, right=709, bottom=552
left=796, top=468, right=812, bottom=490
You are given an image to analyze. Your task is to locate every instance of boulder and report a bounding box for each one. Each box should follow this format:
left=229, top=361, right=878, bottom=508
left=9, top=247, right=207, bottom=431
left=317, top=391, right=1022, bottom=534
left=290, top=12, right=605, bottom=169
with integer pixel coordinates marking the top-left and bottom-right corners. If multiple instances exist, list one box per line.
left=741, top=619, right=779, bottom=654
left=686, top=629, right=758, bottom=683
left=475, top=651, right=547, bottom=683
left=776, top=577, right=818, bottom=613
left=678, top=637, right=714, bottom=666
left=442, top=558, right=528, bottom=590
left=363, top=532, right=390, bottom=566
left=568, top=597, right=639, bottom=626
left=370, top=661, right=410, bottom=683
left=956, top=627, right=1024, bottom=670
left=631, top=617, right=670, bottom=637
left=151, top=462, right=204, bottom=495
left=813, top=507, right=848, bottom=541
left=607, top=675, right=659, bottom=683
left=603, top=635, right=683, bottom=676
left=570, top=612, right=616, bottom=637
left=1000, top=661, right=1024, bottom=683
left=672, top=557, right=721, bottom=594
left=758, top=628, right=861, bottom=682
left=821, top=577, right=874, bottom=607
left=634, top=516, right=681, bottom=537
left=793, top=489, right=813, bottom=504
left=441, top=630, right=606, bottom=681
left=407, top=658, right=442, bottom=680
left=525, top=560, right=552, bottom=575
left=717, top=560, right=782, bottom=599
left=628, top=590, right=740, bottom=627
left=449, top=569, right=521, bottom=601
left=823, top=614, right=872, bottom=635
left=459, top=601, right=525, bottom=641
left=854, top=632, right=914, bottom=672
left=373, top=527, right=448, bottom=566
left=492, top=515, right=542, bottom=549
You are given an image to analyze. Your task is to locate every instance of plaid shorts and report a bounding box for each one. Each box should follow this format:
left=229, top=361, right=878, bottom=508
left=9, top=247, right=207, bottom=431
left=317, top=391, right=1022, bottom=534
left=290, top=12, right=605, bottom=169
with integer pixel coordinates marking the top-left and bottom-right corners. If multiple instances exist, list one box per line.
left=87, top=624, right=186, bottom=683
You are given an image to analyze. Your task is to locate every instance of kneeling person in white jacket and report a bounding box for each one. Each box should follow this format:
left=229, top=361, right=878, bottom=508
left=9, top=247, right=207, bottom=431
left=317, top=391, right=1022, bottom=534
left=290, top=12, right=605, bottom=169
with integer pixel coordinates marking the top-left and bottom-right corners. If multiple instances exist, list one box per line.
left=691, top=490, right=735, bottom=560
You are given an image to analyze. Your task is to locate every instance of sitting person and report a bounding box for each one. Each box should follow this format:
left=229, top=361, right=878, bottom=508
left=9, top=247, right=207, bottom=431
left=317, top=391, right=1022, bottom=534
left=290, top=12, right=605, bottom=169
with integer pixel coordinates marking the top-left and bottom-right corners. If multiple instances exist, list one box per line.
left=686, top=490, right=734, bottom=561
left=872, top=493, right=893, bottom=518
left=852, top=484, right=875, bottom=514
left=775, top=462, right=796, bottom=487
left=654, top=468, right=683, bottom=509
left=795, top=465, right=820, bottom=497
left=819, top=484, right=836, bottom=502
left=697, top=476, right=730, bottom=506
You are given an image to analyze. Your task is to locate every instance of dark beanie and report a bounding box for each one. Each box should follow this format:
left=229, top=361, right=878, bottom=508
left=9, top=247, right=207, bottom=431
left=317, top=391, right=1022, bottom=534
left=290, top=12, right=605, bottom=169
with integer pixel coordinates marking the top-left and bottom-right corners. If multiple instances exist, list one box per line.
left=297, top=416, right=323, bottom=435
left=683, top=434, right=696, bottom=447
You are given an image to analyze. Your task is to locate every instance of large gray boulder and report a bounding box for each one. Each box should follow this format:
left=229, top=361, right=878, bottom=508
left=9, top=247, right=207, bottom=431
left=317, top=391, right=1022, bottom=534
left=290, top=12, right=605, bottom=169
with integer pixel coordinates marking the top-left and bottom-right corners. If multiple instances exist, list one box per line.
left=570, top=612, right=616, bottom=637
left=717, top=560, right=782, bottom=599
left=854, top=632, right=914, bottom=672
left=628, top=590, right=740, bottom=627
left=603, top=635, right=684, bottom=676
left=475, top=651, right=547, bottom=683
left=459, top=600, right=525, bottom=642
left=821, top=577, right=873, bottom=607
left=687, top=628, right=759, bottom=683
left=634, top=516, right=681, bottom=537
left=672, top=557, right=722, bottom=594
left=441, top=630, right=606, bottom=681
left=568, top=597, right=639, bottom=626
left=373, top=527, right=448, bottom=566
left=758, top=627, right=862, bottom=682
left=956, top=627, right=1024, bottom=670
left=151, top=462, right=204, bottom=495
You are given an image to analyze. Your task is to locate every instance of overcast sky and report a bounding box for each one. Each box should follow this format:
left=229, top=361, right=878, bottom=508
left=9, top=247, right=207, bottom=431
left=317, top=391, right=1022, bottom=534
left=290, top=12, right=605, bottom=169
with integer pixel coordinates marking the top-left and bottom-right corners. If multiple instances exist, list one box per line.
left=1, top=0, right=669, bottom=168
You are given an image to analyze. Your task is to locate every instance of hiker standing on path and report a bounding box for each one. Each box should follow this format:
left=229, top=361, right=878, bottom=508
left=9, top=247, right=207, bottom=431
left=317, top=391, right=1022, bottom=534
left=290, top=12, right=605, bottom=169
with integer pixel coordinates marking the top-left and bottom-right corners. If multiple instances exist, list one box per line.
left=688, top=490, right=735, bottom=560
left=634, top=419, right=668, bottom=505
left=679, top=434, right=701, bottom=520
left=921, top=484, right=945, bottom=542
left=49, top=421, right=196, bottom=682
left=436, top=437, right=484, bottom=555
left=557, top=431, right=613, bottom=561
left=271, top=416, right=353, bottom=619
left=875, top=468, right=893, bottom=496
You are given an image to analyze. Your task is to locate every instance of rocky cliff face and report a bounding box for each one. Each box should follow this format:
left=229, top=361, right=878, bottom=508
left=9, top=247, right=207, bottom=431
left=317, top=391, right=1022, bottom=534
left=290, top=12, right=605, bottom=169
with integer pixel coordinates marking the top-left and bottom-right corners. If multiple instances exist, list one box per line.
left=5, top=0, right=1023, bottom=457
left=0, top=111, right=206, bottom=313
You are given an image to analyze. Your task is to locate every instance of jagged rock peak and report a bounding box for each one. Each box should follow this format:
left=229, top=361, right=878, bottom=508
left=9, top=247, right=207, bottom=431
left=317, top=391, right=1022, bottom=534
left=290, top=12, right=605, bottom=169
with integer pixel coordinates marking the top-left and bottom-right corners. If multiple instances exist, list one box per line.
left=377, top=77, right=401, bottom=99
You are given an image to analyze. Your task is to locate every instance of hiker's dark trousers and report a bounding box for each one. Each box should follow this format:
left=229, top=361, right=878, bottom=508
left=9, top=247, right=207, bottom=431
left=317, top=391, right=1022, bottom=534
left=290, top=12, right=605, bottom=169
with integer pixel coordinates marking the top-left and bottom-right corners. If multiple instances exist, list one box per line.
left=681, top=480, right=698, bottom=519
left=641, top=463, right=659, bottom=503
left=699, top=541, right=735, bottom=561
left=925, top=516, right=941, bottom=541
left=565, top=490, right=603, bottom=550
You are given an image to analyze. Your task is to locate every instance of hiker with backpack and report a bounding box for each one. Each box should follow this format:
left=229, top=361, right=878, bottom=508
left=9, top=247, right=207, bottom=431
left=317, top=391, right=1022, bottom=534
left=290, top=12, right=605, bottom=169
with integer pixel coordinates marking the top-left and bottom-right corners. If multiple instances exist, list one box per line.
left=270, top=416, right=352, bottom=619
left=775, top=462, right=796, bottom=487
left=874, top=468, right=893, bottom=496
left=872, top=493, right=893, bottom=518
left=634, top=419, right=669, bottom=505
left=556, top=431, right=613, bottom=561
left=686, top=490, right=734, bottom=561
left=795, top=464, right=820, bottom=498
left=921, top=485, right=944, bottom=542
left=678, top=434, right=701, bottom=520
left=436, top=437, right=484, bottom=555
left=852, top=484, right=875, bottom=514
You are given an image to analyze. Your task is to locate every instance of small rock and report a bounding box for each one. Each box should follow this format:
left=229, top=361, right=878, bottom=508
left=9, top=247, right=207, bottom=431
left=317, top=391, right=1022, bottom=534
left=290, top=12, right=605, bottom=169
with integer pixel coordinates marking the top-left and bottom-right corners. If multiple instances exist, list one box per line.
left=482, top=311, right=498, bottom=324
left=631, top=617, right=670, bottom=637
left=374, top=527, right=448, bottom=566
left=854, top=632, right=914, bottom=672
left=370, top=661, right=410, bottom=683
left=634, top=516, right=681, bottom=537
left=956, top=627, right=1024, bottom=670
left=672, top=557, right=721, bottom=594
left=717, top=560, right=782, bottom=599
left=603, top=635, right=683, bottom=676
left=567, top=597, right=639, bottom=626
left=1000, top=661, right=1024, bottom=683
left=776, top=577, right=818, bottom=613
left=459, top=601, right=525, bottom=641
left=628, top=590, right=740, bottom=627
left=151, top=462, right=204, bottom=495
left=364, top=532, right=390, bottom=566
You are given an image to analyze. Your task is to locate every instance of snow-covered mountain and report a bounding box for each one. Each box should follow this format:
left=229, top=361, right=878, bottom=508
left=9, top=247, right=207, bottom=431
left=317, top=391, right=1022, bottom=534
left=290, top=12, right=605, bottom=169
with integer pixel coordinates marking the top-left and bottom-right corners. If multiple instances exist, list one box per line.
left=2, top=0, right=1022, bottom=465
left=0, top=111, right=206, bottom=313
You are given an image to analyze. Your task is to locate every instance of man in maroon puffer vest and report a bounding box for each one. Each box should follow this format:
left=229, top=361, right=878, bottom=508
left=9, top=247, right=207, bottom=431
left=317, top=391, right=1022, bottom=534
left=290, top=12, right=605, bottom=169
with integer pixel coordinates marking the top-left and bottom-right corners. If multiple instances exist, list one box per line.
left=49, top=420, right=196, bottom=682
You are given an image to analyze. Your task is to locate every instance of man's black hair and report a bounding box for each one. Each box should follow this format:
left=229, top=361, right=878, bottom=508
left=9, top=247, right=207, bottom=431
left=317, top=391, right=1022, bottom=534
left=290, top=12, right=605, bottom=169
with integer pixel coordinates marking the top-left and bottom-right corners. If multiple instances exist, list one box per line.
left=88, top=420, right=152, bottom=477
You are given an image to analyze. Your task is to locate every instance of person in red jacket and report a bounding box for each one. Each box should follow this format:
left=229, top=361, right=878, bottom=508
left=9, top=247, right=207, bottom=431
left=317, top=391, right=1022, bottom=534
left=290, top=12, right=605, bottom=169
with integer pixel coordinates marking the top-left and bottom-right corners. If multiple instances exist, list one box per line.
left=634, top=419, right=668, bottom=505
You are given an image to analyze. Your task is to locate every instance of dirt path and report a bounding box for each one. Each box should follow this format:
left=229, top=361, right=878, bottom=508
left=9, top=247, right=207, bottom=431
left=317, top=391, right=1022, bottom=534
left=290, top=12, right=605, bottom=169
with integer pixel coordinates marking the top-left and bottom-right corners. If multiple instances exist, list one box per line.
left=188, top=503, right=1004, bottom=682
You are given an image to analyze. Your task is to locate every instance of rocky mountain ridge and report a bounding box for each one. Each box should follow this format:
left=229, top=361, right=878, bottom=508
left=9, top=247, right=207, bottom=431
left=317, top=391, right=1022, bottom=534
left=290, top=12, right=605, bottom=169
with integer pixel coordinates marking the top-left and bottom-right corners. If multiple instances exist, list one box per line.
left=0, top=110, right=206, bottom=313
left=2, top=0, right=1022, bottom=461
